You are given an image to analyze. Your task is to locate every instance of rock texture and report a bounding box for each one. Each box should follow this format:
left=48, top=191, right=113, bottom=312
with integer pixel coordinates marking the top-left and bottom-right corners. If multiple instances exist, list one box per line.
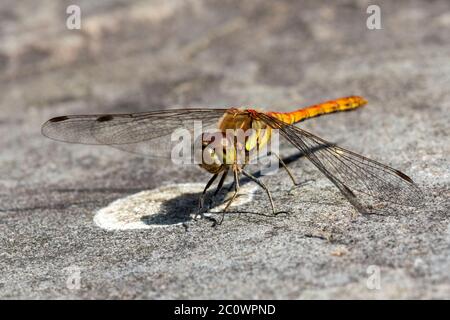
left=0, top=0, right=449, bottom=299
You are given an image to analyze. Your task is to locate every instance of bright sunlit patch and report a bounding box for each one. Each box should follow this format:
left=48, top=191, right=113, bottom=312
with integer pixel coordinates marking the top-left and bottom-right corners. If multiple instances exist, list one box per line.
left=93, top=183, right=257, bottom=230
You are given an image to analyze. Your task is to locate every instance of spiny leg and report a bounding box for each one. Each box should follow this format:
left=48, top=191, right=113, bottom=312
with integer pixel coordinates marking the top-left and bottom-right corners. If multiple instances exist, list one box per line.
left=195, top=173, right=218, bottom=220
left=225, top=163, right=247, bottom=192
left=205, top=167, right=230, bottom=210
left=217, top=168, right=240, bottom=226
left=241, top=169, right=277, bottom=215
left=214, top=167, right=230, bottom=196
left=269, top=151, right=297, bottom=185
left=269, top=151, right=310, bottom=187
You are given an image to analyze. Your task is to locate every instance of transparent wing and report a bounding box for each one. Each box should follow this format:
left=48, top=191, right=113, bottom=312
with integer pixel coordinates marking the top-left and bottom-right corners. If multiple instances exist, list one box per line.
left=42, top=109, right=228, bottom=158
left=257, top=113, right=423, bottom=213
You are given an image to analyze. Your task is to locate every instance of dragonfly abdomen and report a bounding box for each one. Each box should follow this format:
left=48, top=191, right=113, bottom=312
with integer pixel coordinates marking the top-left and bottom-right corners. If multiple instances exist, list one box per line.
left=268, top=96, right=367, bottom=124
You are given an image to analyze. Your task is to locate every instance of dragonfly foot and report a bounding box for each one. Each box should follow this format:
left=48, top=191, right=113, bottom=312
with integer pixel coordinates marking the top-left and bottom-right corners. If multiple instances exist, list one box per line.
left=292, top=179, right=313, bottom=188
left=288, top=179, right=313, bottom=194
left=205, top=215, right=218, bottom=227
left=194, top=205, right=209, bottom=221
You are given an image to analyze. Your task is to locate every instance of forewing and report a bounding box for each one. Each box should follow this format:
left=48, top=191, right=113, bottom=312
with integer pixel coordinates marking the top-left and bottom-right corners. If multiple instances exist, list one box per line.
left=42, top=109, right=228, bottom=159
left=257, top=113, right=423, bottom=213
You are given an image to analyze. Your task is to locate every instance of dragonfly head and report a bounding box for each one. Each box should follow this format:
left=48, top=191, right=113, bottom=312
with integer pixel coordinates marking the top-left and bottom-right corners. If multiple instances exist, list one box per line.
left=197, top=132, right=228, bottom=174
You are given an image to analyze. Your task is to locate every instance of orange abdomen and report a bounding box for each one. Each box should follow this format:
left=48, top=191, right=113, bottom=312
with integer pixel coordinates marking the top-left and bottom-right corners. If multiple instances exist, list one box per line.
left=267, top=96, right=368, bottom=124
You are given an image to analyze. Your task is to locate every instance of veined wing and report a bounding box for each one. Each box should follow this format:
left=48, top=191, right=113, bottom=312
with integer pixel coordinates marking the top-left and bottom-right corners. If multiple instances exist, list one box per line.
left=42, top=109, right=228, bottom=159
left=257, top=113, right=423, bottom=213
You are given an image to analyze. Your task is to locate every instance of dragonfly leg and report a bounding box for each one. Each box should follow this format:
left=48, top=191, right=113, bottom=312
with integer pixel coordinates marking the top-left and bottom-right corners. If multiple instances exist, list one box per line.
left=269, top=151, right=298, bottom=185
left=195, top=173, right=218, bottom=220
left=205, top=167, right=230, bottom=210
left=269, top=151, right=311, bottom=187
left=216, top=168, right=240, bottom=226
left=225, top=164, right=246, bottom=192
left=241, top=169, right=277, bottom=215
left=214, top=167, right=230, bottom=196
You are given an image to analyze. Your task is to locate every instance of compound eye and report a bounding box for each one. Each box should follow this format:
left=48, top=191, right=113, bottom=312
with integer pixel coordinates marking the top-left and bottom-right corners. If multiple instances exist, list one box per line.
left=202, top=145, right=222, bottom=166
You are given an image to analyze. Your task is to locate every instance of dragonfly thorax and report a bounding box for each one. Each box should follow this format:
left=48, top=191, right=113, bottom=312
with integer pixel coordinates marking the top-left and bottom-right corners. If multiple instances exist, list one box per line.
left=198, top=113, right=274, bottom=174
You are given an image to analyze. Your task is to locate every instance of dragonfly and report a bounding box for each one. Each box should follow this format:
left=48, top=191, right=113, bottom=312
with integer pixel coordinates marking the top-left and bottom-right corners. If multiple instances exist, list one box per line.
left=42, top=96, right=422, bottom=224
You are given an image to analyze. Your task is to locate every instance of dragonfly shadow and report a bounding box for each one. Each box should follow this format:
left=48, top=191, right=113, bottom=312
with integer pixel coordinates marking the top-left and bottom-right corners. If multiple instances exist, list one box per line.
left=140, top=145, right=328, bottom=226
left=140, top=189, right=229, bottom=226
left=140, top=191, right=199, bottom=226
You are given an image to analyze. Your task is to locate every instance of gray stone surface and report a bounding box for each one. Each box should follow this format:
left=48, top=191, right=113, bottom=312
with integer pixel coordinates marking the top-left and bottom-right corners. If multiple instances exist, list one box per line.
left=0, top=0, right=449, bottom=299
